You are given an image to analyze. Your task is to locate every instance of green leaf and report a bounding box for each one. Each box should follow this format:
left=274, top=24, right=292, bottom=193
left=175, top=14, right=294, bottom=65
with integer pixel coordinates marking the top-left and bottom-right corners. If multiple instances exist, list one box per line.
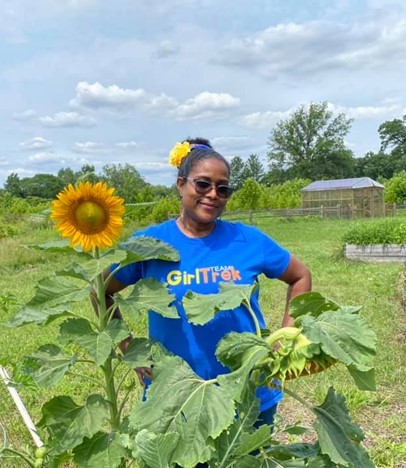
left=117, top=278, right=178, bottom=320
left=234, top=424, right=273, bottom=457
left=122, top=338, right=154, bottom=368
left=5, top=305, right=75, bottom=327
left=129, top=356, right=235, bottom=467
left=183, top=282, right=257, bottom=325
left=24, top=240, right=87, bottom=255
left=59, top=318, right=113, bottom=366
left=27, top=275, right=91, bottom=308
left=216, top=332, right=270, bottom=402
left=73, top=431, right=127, bottom=468
left=118, top=236, right=180, bottom=265
left=214, top=382, right=261, bottom=466
left=312, top=387, right=375, bottom=467
left=135, top=429, right=179, bottom=468
left=39, top=395, right=109, bottom=455
left=290, top=292, right=340, bottom=319
left=30, top=344, right=77, bottom=386
left=346, top=365, right=376, bottom=391
left=299, top=311, right=376, bottom=389
left=55, top=262, right=94, bottom=283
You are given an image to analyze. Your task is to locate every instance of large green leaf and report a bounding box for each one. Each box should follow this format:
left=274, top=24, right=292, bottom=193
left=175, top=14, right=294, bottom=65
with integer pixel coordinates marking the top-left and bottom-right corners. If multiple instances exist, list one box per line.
left=216, top=332, right=270, bottom=402
left=233, top=424, right=273, bottom=457
left=135, top=429, right=179, bottom=468
left=122, top=338, right=155, bottom=368
left=5, top=305, right=75, bottom=327
left=289, top=292, right=340, bottom=319
left=39, top=395, right=109, bottom=455
left=27, top=275, right=91, bottom=308
left=117, top=236, right=180, bottom=266
left=298, top=311, right=376, bottom=389
left=129, top=356, right=235, bottom=467
left=116, top=278, right=178, bottom=320
left=59, top=318, right=115, bottom=366
left=24, top=240, right=89, bottom=256
left=312, top=388, right=375, bottom=467
left=30, top=344, right=77, bottom=386
left=57, top=250, right=126, bottom=284
left=73, top=431, right=127, bottom=468
left=213, top=383, right=261, bottom=466
left=183, top=283, right=257, bottom=325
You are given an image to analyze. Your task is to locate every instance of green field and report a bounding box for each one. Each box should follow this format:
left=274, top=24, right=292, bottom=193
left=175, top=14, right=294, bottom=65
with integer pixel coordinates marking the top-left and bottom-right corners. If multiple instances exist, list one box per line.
left=0, top=215, right=405, bottom=467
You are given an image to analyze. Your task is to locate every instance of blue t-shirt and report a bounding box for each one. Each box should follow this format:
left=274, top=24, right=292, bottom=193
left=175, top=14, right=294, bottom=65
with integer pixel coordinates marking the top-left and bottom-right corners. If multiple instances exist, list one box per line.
left=112, top=219, right=290, bottom=411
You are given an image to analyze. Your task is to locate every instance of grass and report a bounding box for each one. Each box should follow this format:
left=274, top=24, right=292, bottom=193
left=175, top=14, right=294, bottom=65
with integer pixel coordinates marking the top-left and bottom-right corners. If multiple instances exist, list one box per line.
left=0, top=215, right=405, bottom=467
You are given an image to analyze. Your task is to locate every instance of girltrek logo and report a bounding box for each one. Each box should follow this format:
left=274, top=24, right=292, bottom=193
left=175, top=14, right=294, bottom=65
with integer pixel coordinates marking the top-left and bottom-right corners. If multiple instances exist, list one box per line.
left=167, top=265, right=241, bottom=286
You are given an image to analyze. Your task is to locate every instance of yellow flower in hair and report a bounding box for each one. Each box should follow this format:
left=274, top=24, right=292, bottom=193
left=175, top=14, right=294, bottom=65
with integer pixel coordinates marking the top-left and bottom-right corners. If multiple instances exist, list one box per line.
left=168, top=141, right=191, bottom=167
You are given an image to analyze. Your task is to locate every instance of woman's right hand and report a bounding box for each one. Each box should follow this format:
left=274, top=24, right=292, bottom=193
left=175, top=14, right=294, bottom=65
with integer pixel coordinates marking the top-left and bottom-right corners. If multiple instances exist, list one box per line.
left=135, top=366, right=153, bottom=387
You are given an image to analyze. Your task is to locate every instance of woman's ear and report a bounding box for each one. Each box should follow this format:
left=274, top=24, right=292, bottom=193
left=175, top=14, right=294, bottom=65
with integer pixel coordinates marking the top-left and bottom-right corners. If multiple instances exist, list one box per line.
left=176, top=177, right=184, bottom=198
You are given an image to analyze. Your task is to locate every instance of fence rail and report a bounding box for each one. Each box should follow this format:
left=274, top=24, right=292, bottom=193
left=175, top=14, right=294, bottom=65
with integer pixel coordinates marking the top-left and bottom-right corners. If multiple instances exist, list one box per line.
left=221, top=204, right=405, bottom=222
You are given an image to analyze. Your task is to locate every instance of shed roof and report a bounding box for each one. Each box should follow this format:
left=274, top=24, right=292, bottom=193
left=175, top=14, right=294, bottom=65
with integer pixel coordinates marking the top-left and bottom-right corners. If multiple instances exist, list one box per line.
left=301, top=177, right=384, bottom=192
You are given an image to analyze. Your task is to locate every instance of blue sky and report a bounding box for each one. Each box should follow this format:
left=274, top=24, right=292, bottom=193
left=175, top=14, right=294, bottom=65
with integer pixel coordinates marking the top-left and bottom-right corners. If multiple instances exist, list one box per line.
left=1, top=0, right=406, bottom=188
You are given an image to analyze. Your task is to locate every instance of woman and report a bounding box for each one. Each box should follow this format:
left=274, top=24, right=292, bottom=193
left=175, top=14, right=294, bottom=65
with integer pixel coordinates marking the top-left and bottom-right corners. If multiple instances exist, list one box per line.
left=102, top=137, right=312, bottom=426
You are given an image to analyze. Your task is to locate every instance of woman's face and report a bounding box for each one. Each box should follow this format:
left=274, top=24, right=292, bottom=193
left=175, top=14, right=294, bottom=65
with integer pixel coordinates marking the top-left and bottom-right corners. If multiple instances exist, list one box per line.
left=177, top=157, right=230, bottom=227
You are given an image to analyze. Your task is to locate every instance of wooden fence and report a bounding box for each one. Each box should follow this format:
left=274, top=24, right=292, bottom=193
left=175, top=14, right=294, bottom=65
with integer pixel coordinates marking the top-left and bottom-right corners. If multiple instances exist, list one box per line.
left=221, top=204, right=404, bottom=222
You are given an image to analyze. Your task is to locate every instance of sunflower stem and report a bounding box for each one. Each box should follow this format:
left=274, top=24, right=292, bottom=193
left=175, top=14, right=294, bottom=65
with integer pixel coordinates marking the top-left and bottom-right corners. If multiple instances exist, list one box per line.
left=102, top=357, right=120, bottom=429
left=94, top=246, right=120, bottom=429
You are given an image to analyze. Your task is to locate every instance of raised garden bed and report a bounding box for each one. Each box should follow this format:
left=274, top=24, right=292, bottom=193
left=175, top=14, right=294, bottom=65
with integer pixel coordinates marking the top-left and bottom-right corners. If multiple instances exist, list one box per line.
left=345, top=244, right=406, bottom=263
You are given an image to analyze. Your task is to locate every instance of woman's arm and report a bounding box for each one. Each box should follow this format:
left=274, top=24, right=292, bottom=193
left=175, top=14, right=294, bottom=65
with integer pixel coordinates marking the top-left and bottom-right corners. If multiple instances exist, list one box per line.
left=277, top=255, right=312, bottom=327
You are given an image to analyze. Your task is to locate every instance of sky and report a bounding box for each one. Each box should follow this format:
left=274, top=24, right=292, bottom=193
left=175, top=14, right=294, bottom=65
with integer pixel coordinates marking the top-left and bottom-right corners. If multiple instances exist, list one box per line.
left=1, top=0, right=406, bottom=189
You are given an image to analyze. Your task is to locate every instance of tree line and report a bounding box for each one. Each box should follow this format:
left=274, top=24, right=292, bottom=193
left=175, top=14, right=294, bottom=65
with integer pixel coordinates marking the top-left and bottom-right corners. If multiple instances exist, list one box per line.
left=3, top=102, right=406, bottom=204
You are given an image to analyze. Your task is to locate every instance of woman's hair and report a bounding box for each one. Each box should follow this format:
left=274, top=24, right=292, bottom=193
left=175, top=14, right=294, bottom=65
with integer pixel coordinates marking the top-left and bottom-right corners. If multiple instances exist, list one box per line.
left=177, top=137, right=231, bottom=179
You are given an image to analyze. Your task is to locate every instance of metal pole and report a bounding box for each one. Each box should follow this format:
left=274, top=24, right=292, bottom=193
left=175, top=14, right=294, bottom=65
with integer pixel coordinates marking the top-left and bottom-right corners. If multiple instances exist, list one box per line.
left=0, top=365, right=43, bottom=448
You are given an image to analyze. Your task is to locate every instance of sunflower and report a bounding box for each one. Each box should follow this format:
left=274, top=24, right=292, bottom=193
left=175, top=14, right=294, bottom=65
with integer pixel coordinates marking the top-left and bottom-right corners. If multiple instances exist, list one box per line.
left=51, top=181, right=125, bottom=252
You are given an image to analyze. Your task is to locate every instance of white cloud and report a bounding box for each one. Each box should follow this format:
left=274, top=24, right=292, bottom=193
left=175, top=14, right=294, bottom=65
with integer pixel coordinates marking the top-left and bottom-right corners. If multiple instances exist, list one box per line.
left=20, top=137, right=53, bottom=150
left=328, top=102, right=404, bottom=120
left=115, top=141, right=139, bottom=150
left=39, top=111, right=97, bottom=127
left=155, top=40, right=180, bottom=58
left=12, top=109, right=37, bottom=121
left=239, top=110, right=292, bottom=129
left=70, top=81, right=147, bottom=110
left=172, top=92, right=240, bottom=120
left=214, top=18, right=406, bottom=78
left=28, top=152, right=63, bottom=164
left=0, top=156, right=9, bottom=166
left=73, top=141, right=107, bottom=153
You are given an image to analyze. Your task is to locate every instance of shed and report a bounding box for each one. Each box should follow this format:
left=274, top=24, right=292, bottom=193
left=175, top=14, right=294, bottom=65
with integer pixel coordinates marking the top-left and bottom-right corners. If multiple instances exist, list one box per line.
left=301, top=177, right=385, bottom=218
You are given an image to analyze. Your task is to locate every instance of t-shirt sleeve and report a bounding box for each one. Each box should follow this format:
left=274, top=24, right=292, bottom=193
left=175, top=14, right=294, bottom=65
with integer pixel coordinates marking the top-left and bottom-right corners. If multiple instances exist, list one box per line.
left=260, top=231, right=291, bottom=279
left=108, top=229, right=147, bottom=286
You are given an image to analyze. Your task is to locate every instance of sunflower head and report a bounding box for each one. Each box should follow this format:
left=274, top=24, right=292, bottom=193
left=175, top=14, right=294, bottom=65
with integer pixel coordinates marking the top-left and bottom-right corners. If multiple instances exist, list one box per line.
left=168, top=141, right=191, bottom=168
left=51, top=181, right=125, bottom=252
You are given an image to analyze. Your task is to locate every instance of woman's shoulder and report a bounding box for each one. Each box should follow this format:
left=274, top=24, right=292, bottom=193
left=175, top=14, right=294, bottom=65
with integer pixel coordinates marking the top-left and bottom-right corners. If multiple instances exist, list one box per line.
left=217, top=219, right=268, bottom=240
left=132, top=219, right=176, bottom=239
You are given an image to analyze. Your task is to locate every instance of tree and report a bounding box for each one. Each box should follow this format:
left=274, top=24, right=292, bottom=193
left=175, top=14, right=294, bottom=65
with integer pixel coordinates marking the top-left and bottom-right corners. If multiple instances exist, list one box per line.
left=384, top=171, right=406, bottom=204
left=378, top=114, right=406, bottom=152
left=57, top=167, right=76, bottom=186
left=19, top=174, right=65, bottom=199
left=4, top=173, right=23, bottom=197
left=230, top=156, right=245, bottom=190
left=242, top=154, right=265, bottom=182
left=267, top=102, right=354, bottom=180
left=101, top=163, right=147, bottom=203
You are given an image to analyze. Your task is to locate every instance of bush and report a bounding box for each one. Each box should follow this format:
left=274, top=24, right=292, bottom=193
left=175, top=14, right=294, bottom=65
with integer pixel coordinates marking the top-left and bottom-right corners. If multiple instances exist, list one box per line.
left=342, top=218, right=406, bottom=245
left=149, top=196, right=180, bottom=223
left=0, top=222, right=18, bottom=238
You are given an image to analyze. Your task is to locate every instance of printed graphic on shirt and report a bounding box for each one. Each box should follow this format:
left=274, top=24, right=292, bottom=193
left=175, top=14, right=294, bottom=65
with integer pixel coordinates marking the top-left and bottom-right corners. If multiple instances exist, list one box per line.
left=167, top=265, right=242, bottom=286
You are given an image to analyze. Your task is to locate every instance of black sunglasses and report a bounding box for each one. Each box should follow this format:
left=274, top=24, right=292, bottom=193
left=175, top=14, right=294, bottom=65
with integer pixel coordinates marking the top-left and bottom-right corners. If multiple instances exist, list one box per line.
left=184, top=178, right=234, bottom=199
